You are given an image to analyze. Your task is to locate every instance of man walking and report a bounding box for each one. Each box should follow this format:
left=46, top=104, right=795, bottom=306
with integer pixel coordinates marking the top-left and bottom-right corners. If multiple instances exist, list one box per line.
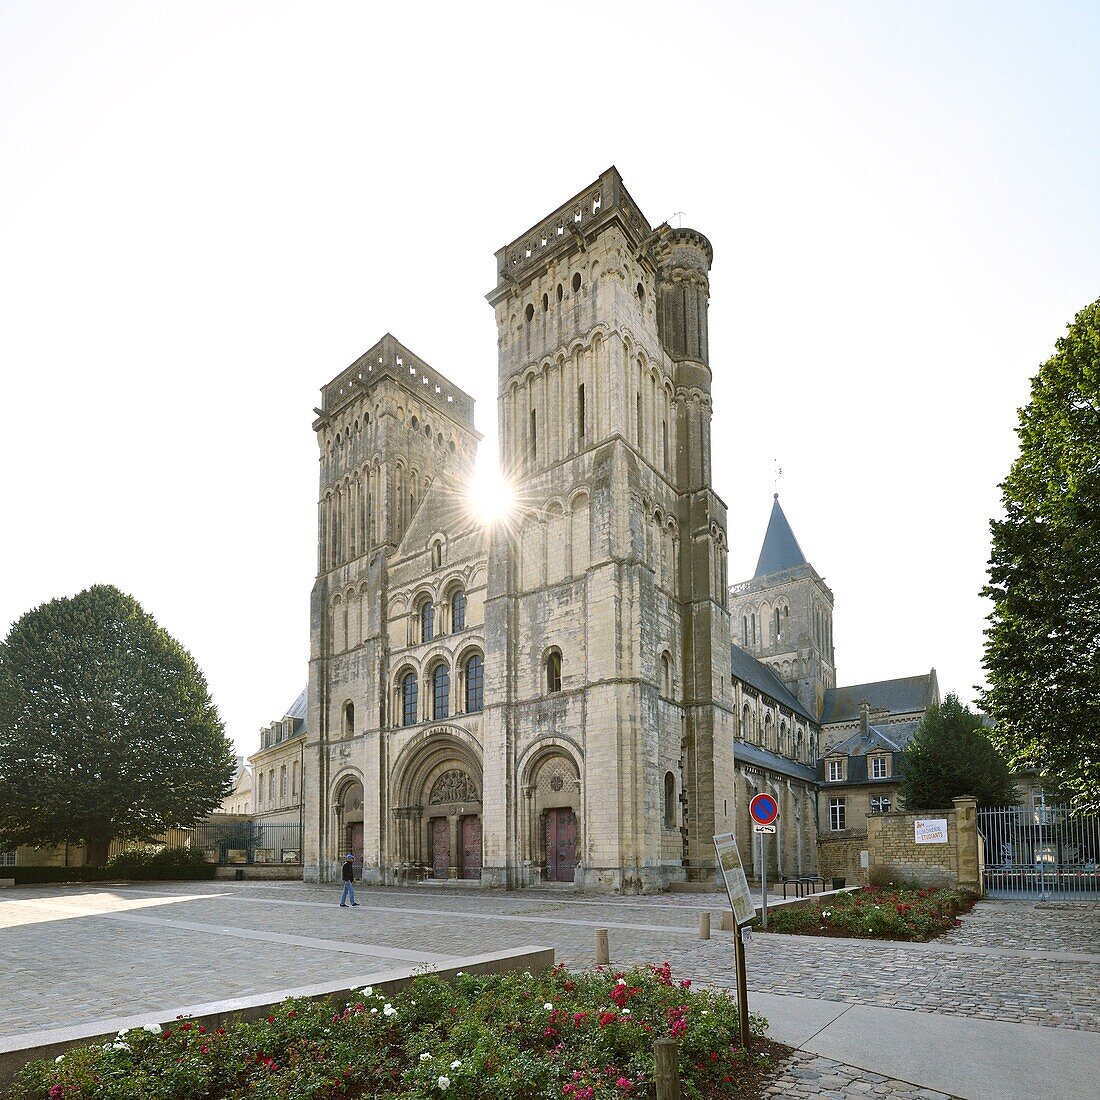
left=340, top=852, right=359, bottom=907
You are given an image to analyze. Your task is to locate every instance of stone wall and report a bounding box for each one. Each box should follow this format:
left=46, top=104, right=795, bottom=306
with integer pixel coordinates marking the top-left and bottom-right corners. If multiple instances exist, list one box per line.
left=865, top=796, right=980, bottom=892
left=816, top=829, right=867, bottom=887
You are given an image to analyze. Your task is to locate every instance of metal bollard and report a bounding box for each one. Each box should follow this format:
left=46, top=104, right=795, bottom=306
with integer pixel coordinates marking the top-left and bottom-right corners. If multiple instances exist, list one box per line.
left=654, top=1037, right=681, bottom=1100
left=595, top=927, right=610, bottom=966
left=698, top=911, right=711, bottom=940
left=720, top=910, right=734, bottom=931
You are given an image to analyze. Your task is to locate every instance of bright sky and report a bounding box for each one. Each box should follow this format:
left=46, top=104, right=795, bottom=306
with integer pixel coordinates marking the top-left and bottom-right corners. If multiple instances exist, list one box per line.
left=2, top=2, right=1098, bottom=758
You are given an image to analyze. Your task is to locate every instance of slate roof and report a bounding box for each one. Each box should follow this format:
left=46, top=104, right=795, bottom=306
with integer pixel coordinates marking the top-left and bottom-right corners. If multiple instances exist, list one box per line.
left=733, top=740, right=819, bottom=784
left=730, top=644, right=816, bottom=723
left=819, top=672, right=938, bottom=725
left=286, top=687, right=308, bottom=724
left=754, top=496, right=809, bottom=578
left=827, top=720, right=921, bottom=758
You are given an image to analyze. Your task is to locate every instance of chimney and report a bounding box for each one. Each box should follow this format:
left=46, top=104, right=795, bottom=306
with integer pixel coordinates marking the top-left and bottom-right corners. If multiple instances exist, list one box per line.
left=859, top=701, right=870, bottom=735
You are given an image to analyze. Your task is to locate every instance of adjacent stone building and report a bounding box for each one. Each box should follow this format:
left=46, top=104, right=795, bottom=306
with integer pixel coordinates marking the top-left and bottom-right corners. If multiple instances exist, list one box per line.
left=728, top=496, right=940, bottom=885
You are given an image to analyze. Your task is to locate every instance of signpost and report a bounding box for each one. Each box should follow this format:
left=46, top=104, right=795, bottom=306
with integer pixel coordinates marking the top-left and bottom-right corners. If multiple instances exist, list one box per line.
left=749, top=793, right=779, bottom=929
left=713, top=833, right=753, bottom=1048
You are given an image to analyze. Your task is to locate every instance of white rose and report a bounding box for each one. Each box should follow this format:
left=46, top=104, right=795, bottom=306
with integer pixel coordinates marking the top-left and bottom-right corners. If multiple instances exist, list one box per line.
left=437, top=1076, right=451, bottom=1091
left=55, top=1056, right=64, bottom=1064
left=450, top=1060, right=462, bottom=1070
left=544, top=1003, right=554, bottom=1010
left=420, top=1052, right=432, bottom=1062
left=361, top=986, right=373, bottom=997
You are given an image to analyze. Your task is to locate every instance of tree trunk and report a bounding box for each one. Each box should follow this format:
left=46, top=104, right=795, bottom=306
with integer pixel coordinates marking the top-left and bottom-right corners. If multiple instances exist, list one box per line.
left=85, top=838, right=111, bottom=867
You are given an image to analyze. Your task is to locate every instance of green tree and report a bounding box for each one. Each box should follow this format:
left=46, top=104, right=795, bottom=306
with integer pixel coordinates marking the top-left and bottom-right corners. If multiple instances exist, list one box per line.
left=0, top=585, right=235, bottom=865
left=898, top=694, right=1018, bottom=811
left=981, top=297, right=1100, bottom=813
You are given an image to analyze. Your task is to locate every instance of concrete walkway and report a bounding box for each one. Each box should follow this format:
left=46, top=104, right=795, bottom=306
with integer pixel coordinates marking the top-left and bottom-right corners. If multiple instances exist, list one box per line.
left=756, top=981, right=1100, bottom=1100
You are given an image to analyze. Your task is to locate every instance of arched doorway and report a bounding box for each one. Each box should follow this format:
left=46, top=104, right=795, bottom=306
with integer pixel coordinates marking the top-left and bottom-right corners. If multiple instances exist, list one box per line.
left=426, top=768, right=482, bottom=880
left=389, top=730, right=483, bottom=882
left=333, top=775, right=364, bottom=873
left=523, top=750, right=581, bottom=884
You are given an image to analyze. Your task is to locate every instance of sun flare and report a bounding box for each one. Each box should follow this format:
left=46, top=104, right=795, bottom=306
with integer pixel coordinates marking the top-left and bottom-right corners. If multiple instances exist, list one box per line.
left=465, top=467, right=516, bottom=528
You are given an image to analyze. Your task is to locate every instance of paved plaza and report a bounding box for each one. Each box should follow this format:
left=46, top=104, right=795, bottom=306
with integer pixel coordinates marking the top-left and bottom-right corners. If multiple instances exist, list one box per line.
left=2, top=884, right=1098, bottom=1098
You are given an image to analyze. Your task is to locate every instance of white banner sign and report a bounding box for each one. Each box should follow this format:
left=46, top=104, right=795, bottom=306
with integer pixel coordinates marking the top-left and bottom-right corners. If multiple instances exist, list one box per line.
left=914, top=818, right=949, bottom=844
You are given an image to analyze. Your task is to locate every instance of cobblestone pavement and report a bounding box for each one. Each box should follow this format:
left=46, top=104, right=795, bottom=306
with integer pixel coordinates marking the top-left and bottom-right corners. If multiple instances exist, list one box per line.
left=937, top=899, right=1100, bottom=954
left=762, top=1051, right=959, bottom=1099
left=2, top=883, right=1097, bottom=1045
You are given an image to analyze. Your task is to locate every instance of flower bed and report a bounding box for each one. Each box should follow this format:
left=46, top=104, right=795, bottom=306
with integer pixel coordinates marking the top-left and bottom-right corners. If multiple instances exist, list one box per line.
left=757, top=885, right=978, bottom=941
left=10, top=964, right=785, bottom=1100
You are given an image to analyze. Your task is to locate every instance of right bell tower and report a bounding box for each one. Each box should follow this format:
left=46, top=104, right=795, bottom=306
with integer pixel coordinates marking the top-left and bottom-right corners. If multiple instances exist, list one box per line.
left=655, top=223, right=735, bottom=880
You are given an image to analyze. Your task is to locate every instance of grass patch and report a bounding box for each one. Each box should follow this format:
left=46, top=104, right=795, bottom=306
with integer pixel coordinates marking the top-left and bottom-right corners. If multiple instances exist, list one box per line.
left=10, top=963, right=786, bottom=1100
left=757, top=885, right=978, bottom=941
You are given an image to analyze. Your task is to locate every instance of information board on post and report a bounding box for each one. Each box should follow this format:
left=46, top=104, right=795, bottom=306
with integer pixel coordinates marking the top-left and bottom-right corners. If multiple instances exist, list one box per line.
left=713, top=832, right=755, bottom=926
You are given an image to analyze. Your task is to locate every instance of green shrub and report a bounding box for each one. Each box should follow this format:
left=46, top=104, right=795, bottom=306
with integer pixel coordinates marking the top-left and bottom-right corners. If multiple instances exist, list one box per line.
left=758, top=886, right=978, bottom=941
left=10, top=964, right=781, bottom=1100
left=14, top=848, right=215, bottom=884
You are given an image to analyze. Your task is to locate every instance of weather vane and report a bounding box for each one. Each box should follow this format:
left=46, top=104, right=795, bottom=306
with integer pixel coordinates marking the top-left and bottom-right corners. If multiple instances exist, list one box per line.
left=670, top=211, right=686, bottom=228
left=772, top=459, right=783, bottom=497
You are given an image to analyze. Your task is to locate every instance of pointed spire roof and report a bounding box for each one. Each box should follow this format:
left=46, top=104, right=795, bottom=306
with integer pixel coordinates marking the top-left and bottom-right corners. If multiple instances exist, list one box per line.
left=753, top=495, right=808, bottom=578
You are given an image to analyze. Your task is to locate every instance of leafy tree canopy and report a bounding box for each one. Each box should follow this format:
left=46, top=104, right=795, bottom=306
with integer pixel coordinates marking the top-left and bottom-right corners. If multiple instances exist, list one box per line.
left=898, top=693, right=1018, bottom=811
left=981, top=297, right=1100, bottom=813
left=0, top=585, right=235, bottom=864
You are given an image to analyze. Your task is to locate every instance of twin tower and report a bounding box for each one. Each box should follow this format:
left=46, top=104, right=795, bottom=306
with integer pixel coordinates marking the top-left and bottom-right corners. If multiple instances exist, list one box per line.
left=306, top=168, right=736, bottom=891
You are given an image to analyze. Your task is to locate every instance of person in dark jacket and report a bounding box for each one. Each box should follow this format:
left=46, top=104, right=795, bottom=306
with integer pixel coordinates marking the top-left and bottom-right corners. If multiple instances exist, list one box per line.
left=340, top=853, right=359, bottom=907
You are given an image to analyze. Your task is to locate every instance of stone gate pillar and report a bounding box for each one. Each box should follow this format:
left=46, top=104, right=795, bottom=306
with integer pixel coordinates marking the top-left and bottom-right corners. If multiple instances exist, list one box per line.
left=952, top=795, right=981, bottom=895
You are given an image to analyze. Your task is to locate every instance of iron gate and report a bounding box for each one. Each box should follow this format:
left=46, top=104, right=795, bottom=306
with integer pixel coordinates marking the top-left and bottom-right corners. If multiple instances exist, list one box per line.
left=979, top=801, right=1100, bottom=899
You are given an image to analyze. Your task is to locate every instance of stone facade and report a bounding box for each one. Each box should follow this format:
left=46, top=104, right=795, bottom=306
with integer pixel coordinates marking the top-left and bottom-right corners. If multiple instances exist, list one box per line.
left=304, top=169, right=736, bottom=891
left=217, top=757, right=252, bottom=817
left=298, top=167, right=942, bottom=893
left=250, top=689, right=307, bottom=829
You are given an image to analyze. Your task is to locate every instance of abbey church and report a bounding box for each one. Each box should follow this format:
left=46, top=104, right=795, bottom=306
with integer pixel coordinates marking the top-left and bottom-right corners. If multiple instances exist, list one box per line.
left=299, top=167, right=937, bottom=891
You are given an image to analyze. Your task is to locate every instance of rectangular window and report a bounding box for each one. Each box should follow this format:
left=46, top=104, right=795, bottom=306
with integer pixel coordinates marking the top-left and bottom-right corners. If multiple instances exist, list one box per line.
left=827, top=759, right=844, bottom=782
left=871, top=756, right=888, bottom=779
left=577, top=383, right=586, bottom=441
left=662, top=420, right=669, bottom=472
left=829, top=798, right=846, bottom=831
left=870, top=796, right=891, bottom=814
left=0, top=851, right=16, bottom=867
left=636, top=394, right=643, bottom=447
left=530, top=409, right=537, bottom=462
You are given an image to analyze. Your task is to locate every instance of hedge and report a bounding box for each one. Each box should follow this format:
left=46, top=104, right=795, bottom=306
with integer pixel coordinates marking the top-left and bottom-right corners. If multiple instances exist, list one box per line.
left=12, top=864, right=217, bottom=884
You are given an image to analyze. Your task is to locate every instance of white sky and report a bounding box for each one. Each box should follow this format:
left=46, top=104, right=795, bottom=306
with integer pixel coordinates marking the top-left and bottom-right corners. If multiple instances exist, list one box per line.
left=2, top=1, right=1097, bottom=759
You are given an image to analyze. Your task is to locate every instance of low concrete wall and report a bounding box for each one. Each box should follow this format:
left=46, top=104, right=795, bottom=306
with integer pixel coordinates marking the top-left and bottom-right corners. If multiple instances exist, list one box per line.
left=213, top=865, right=303, bottom=881
left=866, top=797, right=981, bottom=892
left=0, top=945, right=554, bottom=1093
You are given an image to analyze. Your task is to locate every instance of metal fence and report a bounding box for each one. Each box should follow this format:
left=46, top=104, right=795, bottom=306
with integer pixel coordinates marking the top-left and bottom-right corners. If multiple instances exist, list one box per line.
left=189, top=823, right=303, bottom=866
left=979, top=801, right=1100, bottom=899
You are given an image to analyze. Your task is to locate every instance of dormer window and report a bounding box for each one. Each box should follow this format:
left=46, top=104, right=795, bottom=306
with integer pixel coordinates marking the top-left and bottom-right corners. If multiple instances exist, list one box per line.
left=827, top=758, right=845, bottom=782
left=870, top=755, right=889, bottom=779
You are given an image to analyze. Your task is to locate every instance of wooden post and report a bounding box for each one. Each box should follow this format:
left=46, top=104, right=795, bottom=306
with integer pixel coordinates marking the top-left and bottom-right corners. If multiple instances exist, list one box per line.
left=698, top=911, right=710, bottom=939
left=720, top=909, right=734, bottom=931
left=595, top=927, right=609, bottom=965
left=654, top=1037, right=681, bottom=1100
left=734, top=926, right=750, bottom=1048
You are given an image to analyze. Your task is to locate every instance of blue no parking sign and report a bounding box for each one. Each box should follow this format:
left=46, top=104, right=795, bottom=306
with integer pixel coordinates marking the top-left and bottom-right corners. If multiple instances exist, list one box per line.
left=749, top=792, right=779, bottom=827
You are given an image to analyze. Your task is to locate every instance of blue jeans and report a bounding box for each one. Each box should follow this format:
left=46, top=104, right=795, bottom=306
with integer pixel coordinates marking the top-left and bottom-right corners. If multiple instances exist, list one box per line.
left=340, top=881, right=357, bottom=905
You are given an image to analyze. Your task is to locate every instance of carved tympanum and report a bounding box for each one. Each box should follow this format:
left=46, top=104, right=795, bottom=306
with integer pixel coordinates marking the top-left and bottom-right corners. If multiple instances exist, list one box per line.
left=428, top=769, right=479, bottom=805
